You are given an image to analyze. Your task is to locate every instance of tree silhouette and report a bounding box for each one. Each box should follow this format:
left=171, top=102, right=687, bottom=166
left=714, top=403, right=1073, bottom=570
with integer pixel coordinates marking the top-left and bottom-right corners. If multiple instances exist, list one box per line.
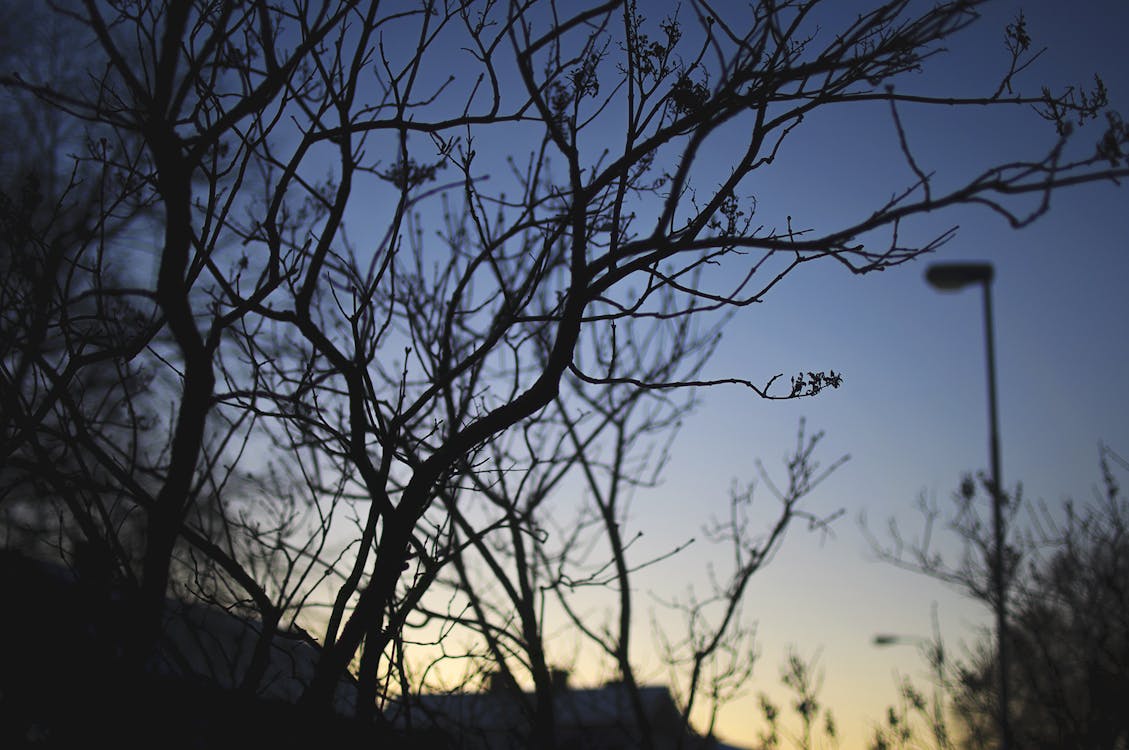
left=754, top=647, right=839, bottom=750
left=948, top=447, right=1129, bottom=750
left=2, top=0, right=1127, bottom=736
left=867, top=444, right=1129, bottom=750
left=1, top=1, right=155, bottom=573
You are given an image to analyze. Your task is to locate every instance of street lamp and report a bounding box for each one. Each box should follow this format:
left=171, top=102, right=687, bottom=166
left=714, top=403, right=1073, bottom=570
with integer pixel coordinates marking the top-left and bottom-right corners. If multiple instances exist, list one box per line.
left=925, top=261, right=1011, bottom=750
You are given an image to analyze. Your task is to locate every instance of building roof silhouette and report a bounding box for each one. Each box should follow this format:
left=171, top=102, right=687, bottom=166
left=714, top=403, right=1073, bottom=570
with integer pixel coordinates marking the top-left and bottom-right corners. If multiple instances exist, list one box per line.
left=390, top=678, right=748, bottom=750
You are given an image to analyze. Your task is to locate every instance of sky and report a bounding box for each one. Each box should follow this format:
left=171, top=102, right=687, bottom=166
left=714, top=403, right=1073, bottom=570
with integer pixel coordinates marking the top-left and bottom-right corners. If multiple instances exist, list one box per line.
left=320, top=1, right=1129, bottom=746
left=9, top=2, right=1125, bottom=747
left=95, top=1, right=1129, bottom=747
left=610, top=1, right=1129, bottom=746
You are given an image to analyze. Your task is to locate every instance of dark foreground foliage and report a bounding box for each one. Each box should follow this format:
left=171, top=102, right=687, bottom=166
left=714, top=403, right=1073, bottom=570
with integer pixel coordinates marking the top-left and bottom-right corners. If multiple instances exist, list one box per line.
left=0, top=551, right=443, bottom=749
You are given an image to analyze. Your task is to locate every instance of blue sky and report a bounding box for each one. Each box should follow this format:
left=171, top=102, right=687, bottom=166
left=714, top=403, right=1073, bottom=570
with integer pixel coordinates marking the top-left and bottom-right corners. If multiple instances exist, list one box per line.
left=76, top=0, right=1119, bottom=744
left=617, top=1, right=1129, bottom=745
left=636, top=1, right=1129, bottom=745
left=6, top=2, right=1125, bottom=746
left=341, top=1, right=1129, bottom=745
left=322, top=0, right=1126, bottom=744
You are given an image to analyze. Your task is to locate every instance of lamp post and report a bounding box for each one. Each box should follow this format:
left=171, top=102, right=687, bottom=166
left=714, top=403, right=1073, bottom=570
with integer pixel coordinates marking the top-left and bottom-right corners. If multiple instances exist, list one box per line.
left=925, top=261, right=1011, bottom=750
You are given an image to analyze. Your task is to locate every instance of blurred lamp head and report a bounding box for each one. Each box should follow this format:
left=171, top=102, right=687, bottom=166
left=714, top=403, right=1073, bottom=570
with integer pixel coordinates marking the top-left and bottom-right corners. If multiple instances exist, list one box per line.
left=925, top=262, right=994, bottom=291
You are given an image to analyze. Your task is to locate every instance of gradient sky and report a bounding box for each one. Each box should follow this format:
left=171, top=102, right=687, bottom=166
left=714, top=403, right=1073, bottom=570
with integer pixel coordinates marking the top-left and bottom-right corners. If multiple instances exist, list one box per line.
left=6, top=2, right=1125, bottom=746
left=344, top=1, right=1129, bottom=746
left=612, top=1, right=1129, bottom=746
left=266, top=0, right=1129, bottom=745
left=31, top=0, right=1118, bottom=745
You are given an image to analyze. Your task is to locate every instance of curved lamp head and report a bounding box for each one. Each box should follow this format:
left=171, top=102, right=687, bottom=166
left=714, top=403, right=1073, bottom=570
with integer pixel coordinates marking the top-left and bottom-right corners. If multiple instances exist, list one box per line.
left=925, top=262, right=994, bottom=291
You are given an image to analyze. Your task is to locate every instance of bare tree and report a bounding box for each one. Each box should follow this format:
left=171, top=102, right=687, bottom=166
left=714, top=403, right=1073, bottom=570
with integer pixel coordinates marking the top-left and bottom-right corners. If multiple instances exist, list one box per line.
left=655, top=423, right=846, bottom=747
left=944, top=447, right=1129, bottom=750
left=396, top=295, right=723, bottom=746
left=0, top=1, right=157, bottom=573
left=3, top=1, right=1127, bottom=736
left=865, top=447, right=1129, bottom=750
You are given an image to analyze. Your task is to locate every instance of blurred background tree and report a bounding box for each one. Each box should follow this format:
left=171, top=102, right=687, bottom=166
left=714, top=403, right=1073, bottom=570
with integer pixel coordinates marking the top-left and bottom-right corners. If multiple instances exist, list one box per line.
left=868, top=445, right=1129, bottom=750
left=949, top=446, right=1129, bottom=750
